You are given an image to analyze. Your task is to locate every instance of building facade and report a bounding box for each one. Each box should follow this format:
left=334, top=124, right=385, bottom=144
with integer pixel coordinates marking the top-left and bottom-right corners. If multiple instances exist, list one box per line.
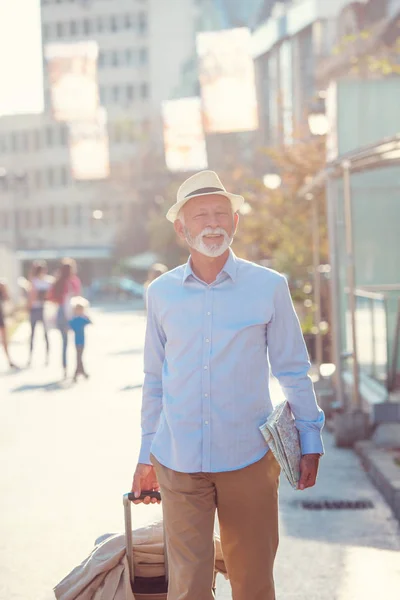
left=0, top=0, right=201, bottom=278
left=251, top=0, right=352, bottom=146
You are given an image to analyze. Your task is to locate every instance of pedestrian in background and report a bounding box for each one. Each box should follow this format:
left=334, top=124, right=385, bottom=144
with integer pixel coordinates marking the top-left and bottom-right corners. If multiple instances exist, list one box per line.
left=27, top=260, right=53, bottom=366
left=0, top=278, right=18, bottom=370
left=48, top=258, right=81, bottom=378
left=68, top=296, right=91, bottom=383
left=144, top=263, right=168, bottom=291
left=143, top=263, right=168, bottom=308
left=131, top=170, right=325, bottom=600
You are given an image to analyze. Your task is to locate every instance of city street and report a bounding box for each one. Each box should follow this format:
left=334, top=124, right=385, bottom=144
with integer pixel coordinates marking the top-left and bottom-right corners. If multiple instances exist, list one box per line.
left=1, top=305, right=399, bottom=600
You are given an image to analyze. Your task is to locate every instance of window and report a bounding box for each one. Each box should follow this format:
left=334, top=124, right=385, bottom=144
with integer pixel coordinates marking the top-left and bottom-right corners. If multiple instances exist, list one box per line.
left=24, top=209, right=31, bottom=229
left=98, top=51, right=105, bottom=68
left=111, top=50, right=119, bottom=67
left=21, top=131, right=29, bottom=152
left=60, top=125, right=68, bottom=146
left=75, top=205, right=82, bottom=226
left=35, top=171, right=42, bottom=189
left=56, top=22, right=63, bottom=37
left=48, top=206, right=55, bottom=227
left=83, top=18, right=90, bottom=35
left=61, top=166, right=69, bottom=186
left=46, top=127, right=53, bottom=147
left=125, top=14, right=134, bottom=29
left=139, top=47, right=148, bottom=65
left=42, top=23, right=50, bottom=41
left=125, top=48, right=134, bottom=65
left=62, top=206, right=69, bottom=226
left=112, top=85, right=120, bottom=103
left=0, top=211, right=9, bottom=231
left=126, top=84, right=135, bottom=102
left=110, top=15, right=118, bottom=32
left=115, top=203, right=123, bottom=222
left=138, top=12, right=147, bottom=34
left=97, top=16, right=104, bottom=33
left=140, top=82, right=148, bottom=99
left=10, top=133, right=17, bottom=153
left=99, top=85, right=107, bottom=104
left=70, top=20, right=77, bottom=35
left=37, top=209, right=43, bottom=229
left=47, top=168, right=54, bottom=187
left=34, top=130, right=42, bottom=150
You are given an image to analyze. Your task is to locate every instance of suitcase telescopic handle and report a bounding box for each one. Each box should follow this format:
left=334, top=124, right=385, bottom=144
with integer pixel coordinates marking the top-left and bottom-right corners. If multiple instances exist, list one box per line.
left=123, top=492, right=168, bottom=588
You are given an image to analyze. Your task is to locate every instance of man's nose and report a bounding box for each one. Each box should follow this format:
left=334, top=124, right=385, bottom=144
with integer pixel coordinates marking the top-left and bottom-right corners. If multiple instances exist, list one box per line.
left=207, top=214, right=219, bottom=228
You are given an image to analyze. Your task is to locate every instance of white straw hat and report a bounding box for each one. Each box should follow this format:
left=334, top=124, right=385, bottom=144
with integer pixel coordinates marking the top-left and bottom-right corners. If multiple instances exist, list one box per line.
left=166, top=170, right=244, bottom=223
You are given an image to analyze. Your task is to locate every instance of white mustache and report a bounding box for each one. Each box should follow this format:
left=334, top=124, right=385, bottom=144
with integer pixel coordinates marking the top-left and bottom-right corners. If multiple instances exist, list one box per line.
left=201, top=227, right=226, bottom=237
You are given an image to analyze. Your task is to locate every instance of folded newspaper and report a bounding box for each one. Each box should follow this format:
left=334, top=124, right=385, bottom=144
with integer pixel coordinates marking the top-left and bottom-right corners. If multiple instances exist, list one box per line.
left=259, top=400, right=301, bottom=489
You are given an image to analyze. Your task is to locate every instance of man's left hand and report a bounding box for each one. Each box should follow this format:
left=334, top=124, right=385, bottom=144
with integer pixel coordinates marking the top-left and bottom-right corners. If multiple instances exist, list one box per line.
left=298, top=453, right=321, bottom=490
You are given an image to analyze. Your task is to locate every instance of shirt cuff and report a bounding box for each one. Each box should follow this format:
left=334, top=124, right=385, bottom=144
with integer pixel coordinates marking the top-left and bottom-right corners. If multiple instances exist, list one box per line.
left=299, top=430, right=325, bottom=456
left=138, top=437, right=154, bottom=465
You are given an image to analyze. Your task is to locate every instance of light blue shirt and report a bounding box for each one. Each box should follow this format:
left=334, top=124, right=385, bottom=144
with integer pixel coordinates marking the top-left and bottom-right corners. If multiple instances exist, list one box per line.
left=139, top=250, right=324, bottom=473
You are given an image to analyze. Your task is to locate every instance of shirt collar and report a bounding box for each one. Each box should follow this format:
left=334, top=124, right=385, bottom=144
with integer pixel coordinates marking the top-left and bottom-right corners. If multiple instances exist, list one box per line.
left=182, top=249, right=238, bottom=284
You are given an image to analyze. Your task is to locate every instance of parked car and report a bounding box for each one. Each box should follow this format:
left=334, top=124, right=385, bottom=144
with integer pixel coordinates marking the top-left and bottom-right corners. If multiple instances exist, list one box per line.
left=89, top=276, right=144, bottom=300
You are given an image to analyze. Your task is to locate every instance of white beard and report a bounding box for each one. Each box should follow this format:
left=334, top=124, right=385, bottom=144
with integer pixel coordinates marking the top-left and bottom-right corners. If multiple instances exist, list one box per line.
left=184, top=226, right=233, bottom=258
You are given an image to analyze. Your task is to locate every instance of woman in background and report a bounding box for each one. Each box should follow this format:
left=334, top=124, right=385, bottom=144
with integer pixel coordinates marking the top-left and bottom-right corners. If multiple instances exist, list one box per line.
left=27, top=261, right=53, bottom=366
left=0, top=279, right=18, bottom=369
left=49, top=258, right=81, bottom=378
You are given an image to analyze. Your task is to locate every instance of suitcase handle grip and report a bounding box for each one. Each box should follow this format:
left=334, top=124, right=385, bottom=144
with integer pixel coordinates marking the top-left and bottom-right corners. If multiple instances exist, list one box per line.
left=127, top=490, right=161, bottom=502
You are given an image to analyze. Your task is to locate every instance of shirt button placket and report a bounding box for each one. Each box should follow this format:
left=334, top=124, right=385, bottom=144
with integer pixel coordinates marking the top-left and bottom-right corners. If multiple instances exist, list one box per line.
left=202, top=286, right=212, bottom=471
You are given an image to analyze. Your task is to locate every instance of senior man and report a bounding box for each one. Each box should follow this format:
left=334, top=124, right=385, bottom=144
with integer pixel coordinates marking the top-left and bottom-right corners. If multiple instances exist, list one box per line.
left=131, top=170, right=325, bottom=600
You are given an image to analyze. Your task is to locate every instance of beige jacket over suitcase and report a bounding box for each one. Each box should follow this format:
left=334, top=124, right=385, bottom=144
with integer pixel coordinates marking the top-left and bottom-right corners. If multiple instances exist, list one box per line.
left=54, top=520, right=227, bottom=600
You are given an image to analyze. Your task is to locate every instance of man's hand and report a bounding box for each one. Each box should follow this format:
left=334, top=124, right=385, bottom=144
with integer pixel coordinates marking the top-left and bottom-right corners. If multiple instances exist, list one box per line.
left=298, top=453, right=321, bottom=490
left=131, top=463, right=160, bottom=504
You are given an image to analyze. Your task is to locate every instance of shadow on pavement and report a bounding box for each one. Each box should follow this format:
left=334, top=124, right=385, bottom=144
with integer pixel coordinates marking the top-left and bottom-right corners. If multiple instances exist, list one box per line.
left=109, top=348, right=143, bottom=356
left=120, top=383, right=142, bottom=391
left=11, top=380, right=73, bottom=393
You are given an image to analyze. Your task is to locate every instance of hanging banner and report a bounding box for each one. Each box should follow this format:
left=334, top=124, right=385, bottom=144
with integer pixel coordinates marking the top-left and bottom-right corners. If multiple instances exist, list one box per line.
left=196, top=28, right=258, bottom=133
left=45, top=41, right=99, bottom=122
left=162, top=97, right=208, bottom=172
left=68, top=108, right=110, bottom=180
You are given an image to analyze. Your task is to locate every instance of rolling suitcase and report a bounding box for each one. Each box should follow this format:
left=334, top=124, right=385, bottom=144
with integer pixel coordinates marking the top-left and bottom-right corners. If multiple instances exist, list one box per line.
left=124, top=491, right=168, bottom=600
left=123, top=491, right=217, bottom=599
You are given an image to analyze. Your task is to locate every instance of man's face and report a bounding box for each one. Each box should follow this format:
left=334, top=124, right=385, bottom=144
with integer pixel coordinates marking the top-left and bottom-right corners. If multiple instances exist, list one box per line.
left=174, top=194, right=238, bottom=258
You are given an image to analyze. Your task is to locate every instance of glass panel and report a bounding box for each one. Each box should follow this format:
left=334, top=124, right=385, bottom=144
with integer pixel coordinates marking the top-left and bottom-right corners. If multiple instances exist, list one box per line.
left=346, top=291, right=388, bottom=386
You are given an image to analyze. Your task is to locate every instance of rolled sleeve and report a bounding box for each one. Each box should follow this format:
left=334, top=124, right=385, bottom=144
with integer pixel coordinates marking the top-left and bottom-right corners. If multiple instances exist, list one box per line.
left=138, top=286, right=165, bottom=464
left=267, top=275, right=325, bottom=455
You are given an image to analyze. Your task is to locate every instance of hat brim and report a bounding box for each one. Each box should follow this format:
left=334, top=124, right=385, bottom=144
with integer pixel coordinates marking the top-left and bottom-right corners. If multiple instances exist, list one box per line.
left=166, top=191, right=244, bottom=222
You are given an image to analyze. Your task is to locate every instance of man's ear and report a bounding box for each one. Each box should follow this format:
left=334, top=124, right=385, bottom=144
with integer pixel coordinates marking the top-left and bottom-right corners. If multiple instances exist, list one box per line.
left=174, top=218, right=186, bottom=241
left=233, top=212, right=240, bottom=234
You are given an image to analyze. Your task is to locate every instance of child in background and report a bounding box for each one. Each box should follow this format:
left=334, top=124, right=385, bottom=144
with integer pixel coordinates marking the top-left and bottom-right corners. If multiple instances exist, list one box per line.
left=68, top=297, right=92, bottom=382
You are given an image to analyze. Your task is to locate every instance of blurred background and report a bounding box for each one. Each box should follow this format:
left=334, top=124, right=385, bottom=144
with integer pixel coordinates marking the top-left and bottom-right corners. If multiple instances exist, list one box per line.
left=1, top=0, right=400, bottom=418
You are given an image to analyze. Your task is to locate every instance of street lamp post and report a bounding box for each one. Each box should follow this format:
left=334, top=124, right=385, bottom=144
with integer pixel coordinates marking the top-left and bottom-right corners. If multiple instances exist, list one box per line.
left=306, top=192, right=323, bottom=371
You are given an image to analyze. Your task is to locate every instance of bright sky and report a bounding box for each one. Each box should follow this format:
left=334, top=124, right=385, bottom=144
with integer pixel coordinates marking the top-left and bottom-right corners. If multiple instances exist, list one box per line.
left=0, top=0, right=44, bottom=117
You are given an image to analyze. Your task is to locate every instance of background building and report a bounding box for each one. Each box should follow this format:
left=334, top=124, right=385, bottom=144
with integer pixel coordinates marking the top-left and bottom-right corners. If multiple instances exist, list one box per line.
left=252, top=0, right=351, bottom=146
left=0, top=0, right=203, bottom=281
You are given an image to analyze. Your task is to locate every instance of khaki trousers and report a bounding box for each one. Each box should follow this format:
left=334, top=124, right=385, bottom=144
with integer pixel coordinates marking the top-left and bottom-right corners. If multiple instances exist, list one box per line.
left=151, top=451, right=280, bottom=600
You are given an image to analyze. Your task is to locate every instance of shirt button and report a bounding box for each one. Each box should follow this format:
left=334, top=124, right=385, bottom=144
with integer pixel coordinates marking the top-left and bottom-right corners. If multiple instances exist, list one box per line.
left=204, top=365, right=208, bottom=370
left=207, top=312, right=211, bottom=316
left=205, top=338, right=210, bottom=343
left=205, top=421, right=209, bottom=425
left=204, top=393, right=208, bottom=397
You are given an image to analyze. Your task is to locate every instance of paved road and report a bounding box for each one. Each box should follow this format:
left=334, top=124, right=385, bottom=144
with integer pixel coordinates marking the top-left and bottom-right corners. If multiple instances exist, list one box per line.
left=1, top=306, right=399, bottom=600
